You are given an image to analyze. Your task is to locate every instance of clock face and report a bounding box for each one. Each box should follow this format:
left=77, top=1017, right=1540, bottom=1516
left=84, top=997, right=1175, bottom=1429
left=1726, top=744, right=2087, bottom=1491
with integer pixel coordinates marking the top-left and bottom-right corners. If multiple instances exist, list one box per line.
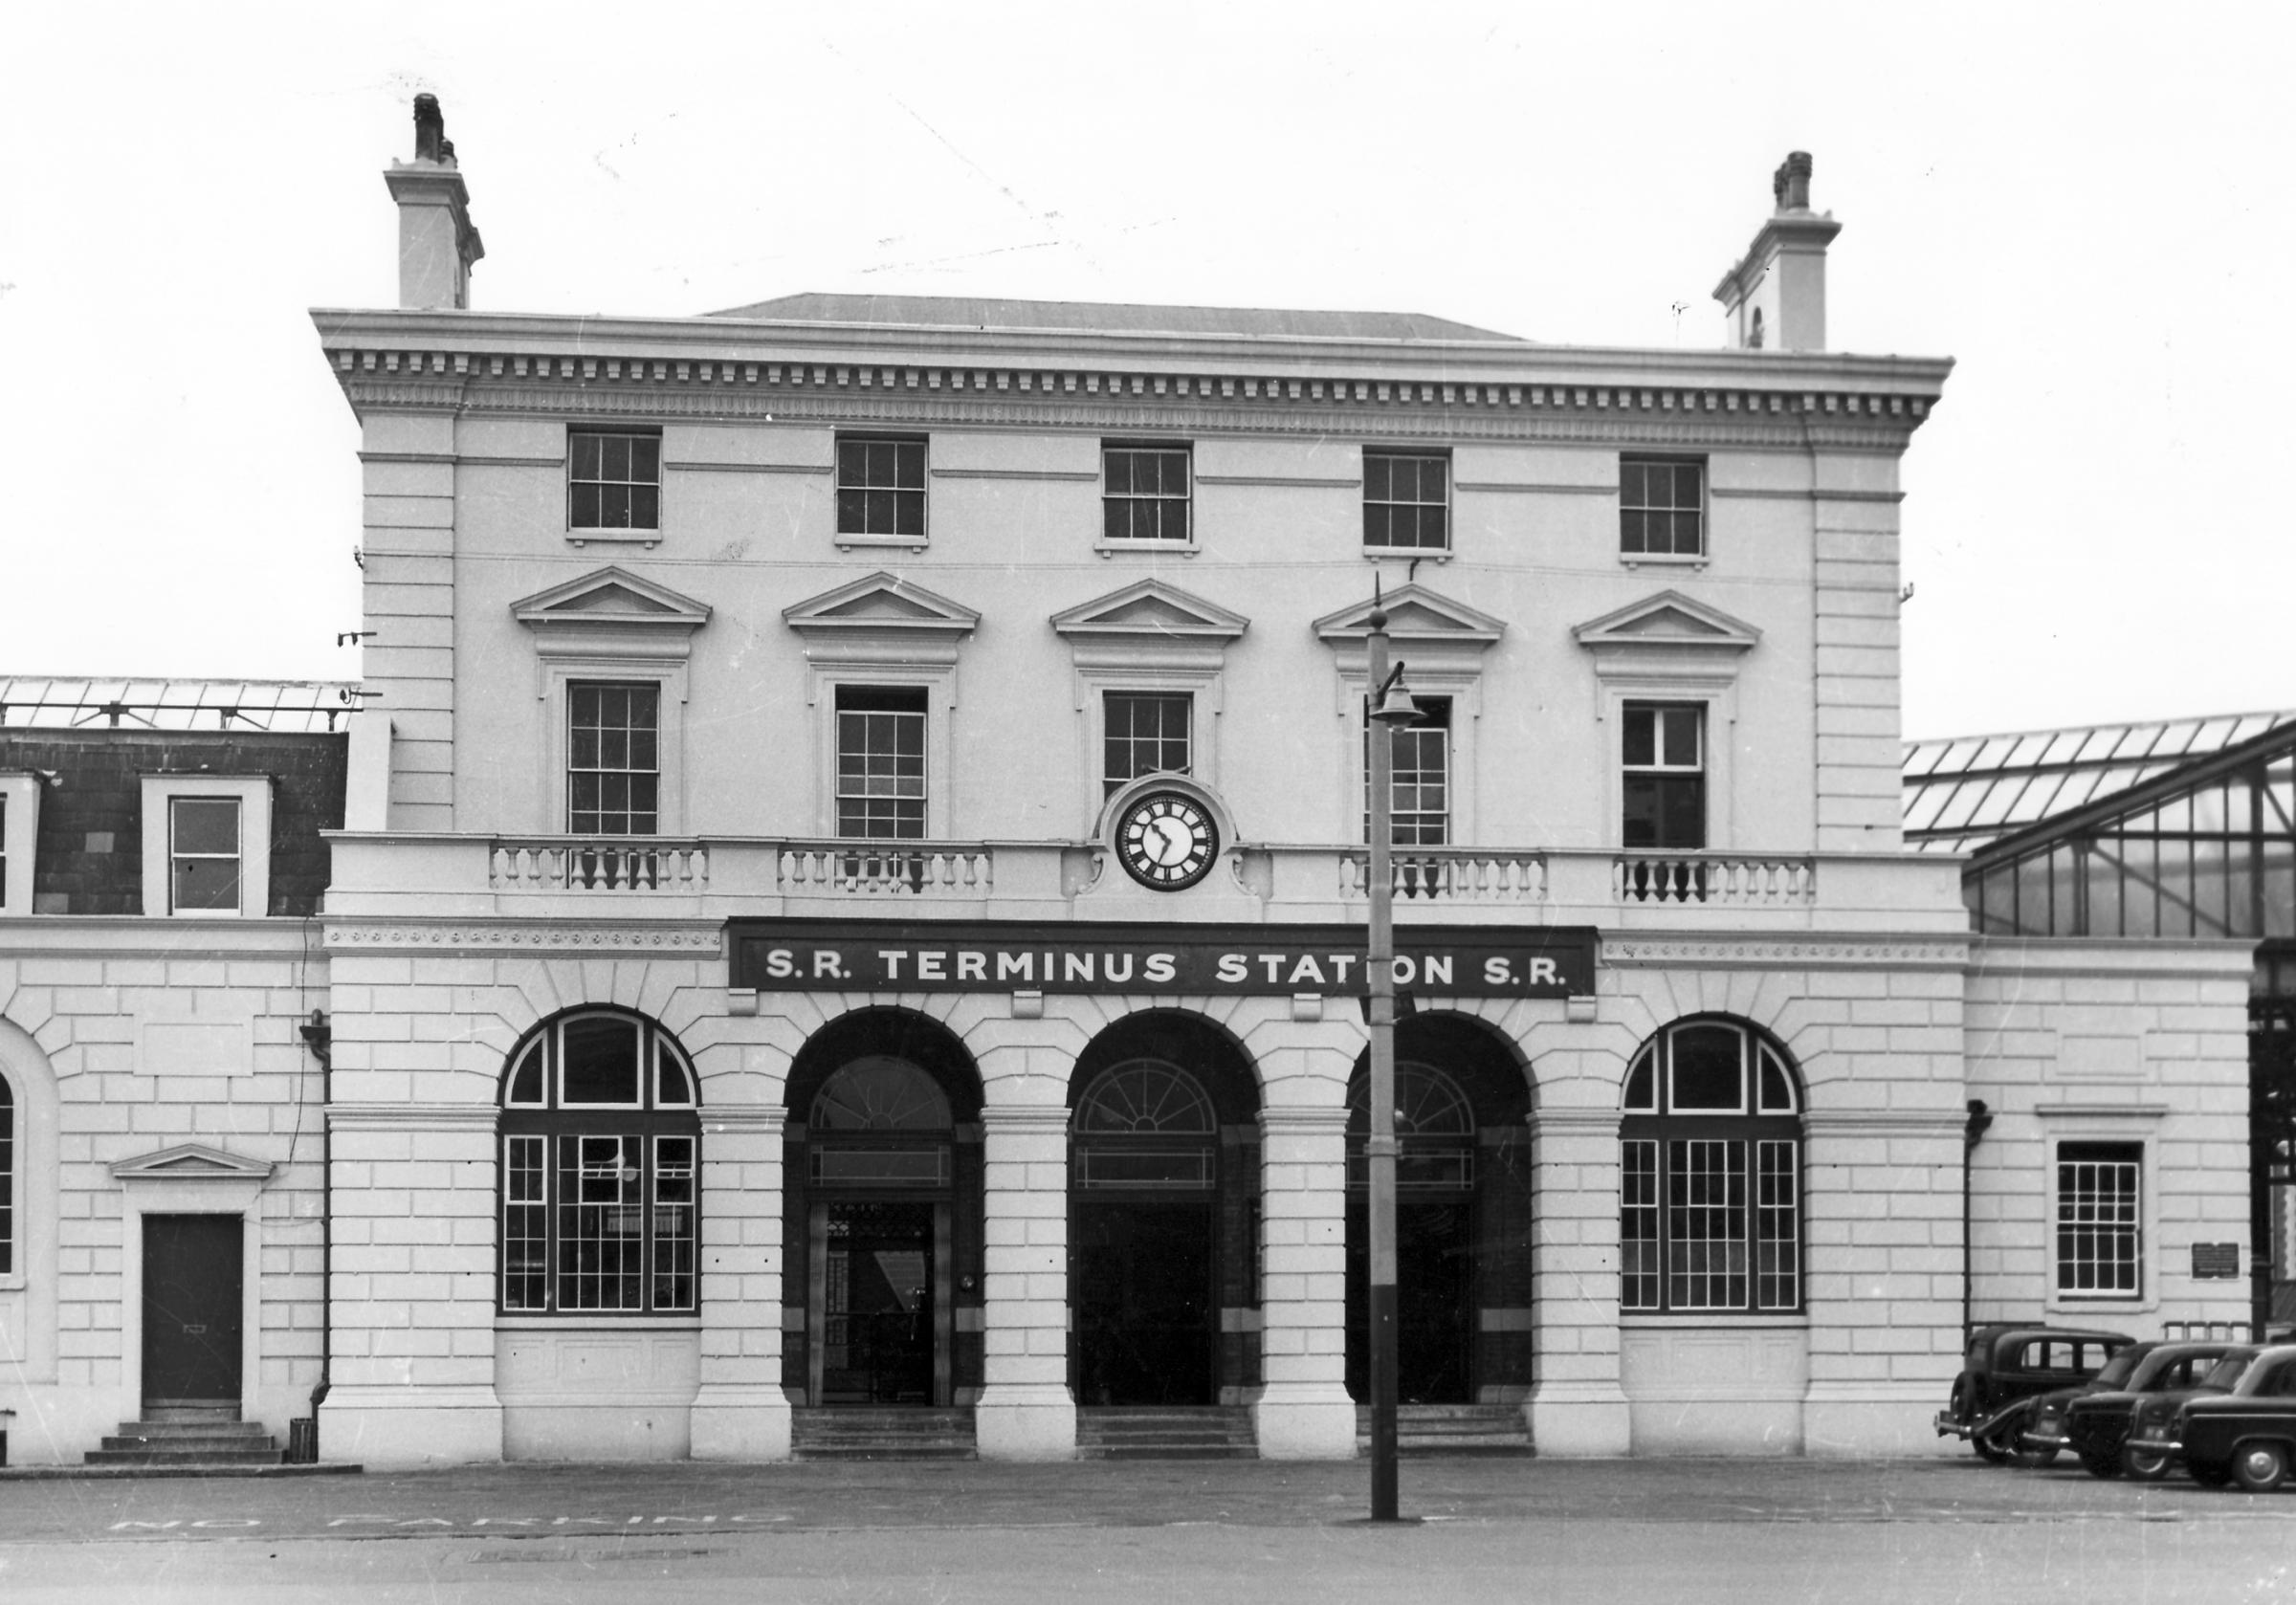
left=1115, top=791, right=1221, bottom=890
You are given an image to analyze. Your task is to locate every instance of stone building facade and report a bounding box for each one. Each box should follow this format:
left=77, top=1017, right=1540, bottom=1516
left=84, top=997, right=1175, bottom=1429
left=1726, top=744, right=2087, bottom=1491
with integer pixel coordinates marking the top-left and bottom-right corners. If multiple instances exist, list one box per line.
left=0, top=114, right=2255, bottom=1468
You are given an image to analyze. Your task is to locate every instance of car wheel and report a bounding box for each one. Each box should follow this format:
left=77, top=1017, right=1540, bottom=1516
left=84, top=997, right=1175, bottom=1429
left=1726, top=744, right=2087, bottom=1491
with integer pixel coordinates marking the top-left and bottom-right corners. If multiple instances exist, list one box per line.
left=1973, top=1419, right=2016, bottom=1464
left=2230, top=1441, right=2288, bottom=1494
left=2079, top=1449, right=2122, bottom=1480
left=2189, top=1459, right=2233, bottom=1488
left=2122, top=1444, right=2172, bottom=1483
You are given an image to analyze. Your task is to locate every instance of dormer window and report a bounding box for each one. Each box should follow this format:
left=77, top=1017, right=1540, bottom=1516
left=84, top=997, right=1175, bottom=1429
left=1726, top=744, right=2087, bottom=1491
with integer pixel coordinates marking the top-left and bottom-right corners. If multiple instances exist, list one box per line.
left=139, top=777, right=272, bottom=918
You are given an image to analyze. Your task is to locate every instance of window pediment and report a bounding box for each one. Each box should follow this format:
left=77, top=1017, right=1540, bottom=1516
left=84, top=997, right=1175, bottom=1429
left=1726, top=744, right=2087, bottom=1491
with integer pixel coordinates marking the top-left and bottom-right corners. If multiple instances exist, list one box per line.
left=784, top=572, right=980, bottom=669
left=513, top=566, right=712, bottom=659
left=1572, top=590, right=1760, bottom=656
left=1314, top=583, right=1505, bottom=649
left=1051, top=580, right=1249, bottom=645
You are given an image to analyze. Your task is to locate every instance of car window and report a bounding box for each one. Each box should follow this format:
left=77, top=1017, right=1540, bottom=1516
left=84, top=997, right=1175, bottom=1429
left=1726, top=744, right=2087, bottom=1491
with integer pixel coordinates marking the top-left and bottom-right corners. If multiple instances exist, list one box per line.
left=2090, top=1349, right=2142, bottom=1388
left=2203, top=1354, right=2252, bottom=1390
left=2269, top=1362, right=2296, bottom=1398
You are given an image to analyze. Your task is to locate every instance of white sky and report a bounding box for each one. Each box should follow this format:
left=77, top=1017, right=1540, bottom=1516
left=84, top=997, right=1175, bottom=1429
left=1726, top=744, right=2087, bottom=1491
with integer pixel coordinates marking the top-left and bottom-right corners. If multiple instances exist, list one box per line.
left=3, top=1, right=2289, bottom=740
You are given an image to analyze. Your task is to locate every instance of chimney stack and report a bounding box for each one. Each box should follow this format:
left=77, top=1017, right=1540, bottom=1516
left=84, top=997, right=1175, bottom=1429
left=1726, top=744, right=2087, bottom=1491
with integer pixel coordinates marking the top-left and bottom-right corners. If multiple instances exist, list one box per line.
left=384, top=94, right=484, bottom=311
left=1712, top=150, right=1841, bottom=352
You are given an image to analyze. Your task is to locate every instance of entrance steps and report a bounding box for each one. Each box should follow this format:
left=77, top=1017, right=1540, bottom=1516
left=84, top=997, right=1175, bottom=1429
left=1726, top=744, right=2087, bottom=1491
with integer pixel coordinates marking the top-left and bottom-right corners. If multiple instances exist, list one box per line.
left=1076, top=1406, right=1257, bottom=1461
left=85, top=1410, right=281, bottom=1468
left=790, top=1407, right=978, bottom=1461
left=1355, top=1403, right=1533, bottom=1458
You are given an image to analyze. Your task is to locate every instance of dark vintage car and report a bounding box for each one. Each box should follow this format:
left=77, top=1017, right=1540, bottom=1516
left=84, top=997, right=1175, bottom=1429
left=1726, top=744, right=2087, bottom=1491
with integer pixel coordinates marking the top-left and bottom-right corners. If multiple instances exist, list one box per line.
left=2028, top=1341, right=2254, bottom=1478
left=1934, top=1324, right=2134, bottom=1464
left=2126, top=1344, right=2296, bottom=1491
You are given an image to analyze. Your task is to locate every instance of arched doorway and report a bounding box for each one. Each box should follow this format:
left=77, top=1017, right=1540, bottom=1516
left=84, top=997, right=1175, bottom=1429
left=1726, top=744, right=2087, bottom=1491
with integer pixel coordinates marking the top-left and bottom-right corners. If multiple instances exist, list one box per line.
left=784, top=1010, right=984, bottom=1408
left=1068, top=1013, right=1261, bottom=1406
left=1345, top=1014, right=1533, bottom=1403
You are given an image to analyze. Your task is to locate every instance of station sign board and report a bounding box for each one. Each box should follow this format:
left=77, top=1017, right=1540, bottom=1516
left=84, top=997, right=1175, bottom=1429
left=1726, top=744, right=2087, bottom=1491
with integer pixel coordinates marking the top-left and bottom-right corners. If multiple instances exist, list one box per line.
left=728, top=918, right=1598, bottom=998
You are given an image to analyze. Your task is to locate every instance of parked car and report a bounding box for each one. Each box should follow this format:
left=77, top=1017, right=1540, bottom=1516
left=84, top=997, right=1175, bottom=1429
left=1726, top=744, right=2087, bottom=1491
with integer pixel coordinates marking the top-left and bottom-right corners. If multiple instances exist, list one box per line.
left=2119, top=1351, right=2255, bottom=1482
left=1934, top=1324, right=2134, bottom=1464
left=2033, top=1342, right=2254, bottom=1478
left=2126, top=1344, right=2296, bottom=1492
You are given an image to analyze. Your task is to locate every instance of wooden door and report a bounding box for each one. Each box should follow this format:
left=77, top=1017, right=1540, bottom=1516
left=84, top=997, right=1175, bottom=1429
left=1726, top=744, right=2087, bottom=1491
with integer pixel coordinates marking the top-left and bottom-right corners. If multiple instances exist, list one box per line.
left=142, top=1215, right=243, bottom=1408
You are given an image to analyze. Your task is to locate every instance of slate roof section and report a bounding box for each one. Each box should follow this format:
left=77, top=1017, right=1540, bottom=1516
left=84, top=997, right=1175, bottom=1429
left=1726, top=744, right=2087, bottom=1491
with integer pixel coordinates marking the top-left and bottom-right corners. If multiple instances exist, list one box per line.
left=704, top=293, right=1524, bottom=344
left=1902, top=709, right=2296, bottom=855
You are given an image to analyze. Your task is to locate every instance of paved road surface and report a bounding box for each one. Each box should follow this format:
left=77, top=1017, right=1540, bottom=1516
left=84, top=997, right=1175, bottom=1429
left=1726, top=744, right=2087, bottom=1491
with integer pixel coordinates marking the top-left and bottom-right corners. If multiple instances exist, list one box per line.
left=1, top=1457, right=2287, bottom=1602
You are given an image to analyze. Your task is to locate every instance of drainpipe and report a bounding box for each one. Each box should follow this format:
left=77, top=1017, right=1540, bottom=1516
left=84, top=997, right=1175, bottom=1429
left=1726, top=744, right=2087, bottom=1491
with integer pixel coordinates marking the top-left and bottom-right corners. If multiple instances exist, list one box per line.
left=1962, top=1098, right=1994, bottom=1343
left=299, top=1009, right=334, bottom=1458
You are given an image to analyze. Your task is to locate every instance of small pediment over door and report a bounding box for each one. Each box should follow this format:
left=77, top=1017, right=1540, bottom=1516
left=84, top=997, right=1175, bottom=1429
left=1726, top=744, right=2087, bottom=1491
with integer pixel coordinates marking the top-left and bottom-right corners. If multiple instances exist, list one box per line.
left=511, top=566, right=713, bottom=656
left=109, top=1143, right=276, bottom=1183
left=783, top=572, right=982, bottom=668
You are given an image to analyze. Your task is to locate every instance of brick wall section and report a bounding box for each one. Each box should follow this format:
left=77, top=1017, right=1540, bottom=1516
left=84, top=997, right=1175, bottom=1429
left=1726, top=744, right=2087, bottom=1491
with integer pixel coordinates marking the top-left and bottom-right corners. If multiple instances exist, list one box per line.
left=359, top=412, right=459, bottom=828
left=0, top=936, right=327, bottom=1455
left=1, top=731, right=346, bottom=914
left=1966, top=939, right=2253, bottom=1332
left=1812, top=458, right=1908, bottom=850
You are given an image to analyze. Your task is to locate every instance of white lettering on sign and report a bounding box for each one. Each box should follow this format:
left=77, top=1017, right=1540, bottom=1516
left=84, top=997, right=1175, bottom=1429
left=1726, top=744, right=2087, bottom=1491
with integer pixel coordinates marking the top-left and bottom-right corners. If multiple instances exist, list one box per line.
left=1064, top=952, right=1094, bottom=982
left=997, top=952, right=1033, bottom=982
left=1528, top=956, right=1559, bottom=985
left=765, top=949, right=797, bottom=978
left=878, top=950, right=908, bottom=978
left=1144, top=952, right=1178, bottom=983
left=1104, top=953, right=1135, bottom=982
left=958, top=951, right=987, bottom=981
left=1486, top=957, right=1512, bottom=985
left=1289, top=956, right=1325, bottom=986
left=1216, top=954, right=1248, bottom=982
left=916, top=951, right=945, bottom=981
left=813, top=950, right=846, bottom=979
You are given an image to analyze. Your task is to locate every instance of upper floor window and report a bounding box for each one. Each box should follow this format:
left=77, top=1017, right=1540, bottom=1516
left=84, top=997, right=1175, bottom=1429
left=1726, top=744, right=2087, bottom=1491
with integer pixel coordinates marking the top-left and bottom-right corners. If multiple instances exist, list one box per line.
left=570, top=430, right=661, bottom=533
left=1103, top=692, right=1192, bottom=797
left=568, top=683, right=659, bottom=835
left=169, top=798, right=242, bottom=912
left=499, top=1010, right=700, bottom=1315
left=1363, top=451, right=1449, bottom=553
left=1366, top=696, right=1452, bottom=846
left=1103, top=444, right=1192, bottom=544
left=139, top=776, right=271, bottom=918
left=1620, top=456, right=1704, bottom=559
left=1623, top=702, right=1704, bottom=850
left=836, top=686, right=927, bottom=840
left=1620, top=1019, right=1801, bottom=1313
left=836, top=436, right=927, bottom=541
left=2057, top=1140, right=2143, bottom=1298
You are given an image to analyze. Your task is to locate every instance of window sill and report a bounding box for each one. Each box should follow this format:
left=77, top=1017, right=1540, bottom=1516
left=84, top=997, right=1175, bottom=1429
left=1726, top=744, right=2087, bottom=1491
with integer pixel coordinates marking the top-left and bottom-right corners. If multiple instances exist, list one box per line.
left=833, top=533, right=930, bottom=552
left=1363, top=545, right=1451, bottom=562
left=496, top=1313, right=703, bottom=1330
left=567, top=530, right=662, bottom=549
left=1095, top=539, right=1198, bottom=559
left=2044, top=1294, right=2155, bottom=1318
left=1620, top=1311, right=1808, bottom=1329
left=1620, top=553, right=1708, bottom=572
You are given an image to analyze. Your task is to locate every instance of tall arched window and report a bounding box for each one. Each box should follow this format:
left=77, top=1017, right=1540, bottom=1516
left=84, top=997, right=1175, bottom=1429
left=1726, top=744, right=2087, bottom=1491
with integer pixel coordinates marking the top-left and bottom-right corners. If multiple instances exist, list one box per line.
left=499, top=1010, right=700, bottom=1314
left=1619, top=1018, right=1801, bottom=1313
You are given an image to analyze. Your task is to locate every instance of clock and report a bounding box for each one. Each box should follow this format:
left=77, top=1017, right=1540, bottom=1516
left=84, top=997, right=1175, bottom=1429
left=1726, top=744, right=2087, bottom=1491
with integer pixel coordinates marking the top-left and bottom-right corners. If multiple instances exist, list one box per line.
left=1115, top=790, right=1221, bottom=890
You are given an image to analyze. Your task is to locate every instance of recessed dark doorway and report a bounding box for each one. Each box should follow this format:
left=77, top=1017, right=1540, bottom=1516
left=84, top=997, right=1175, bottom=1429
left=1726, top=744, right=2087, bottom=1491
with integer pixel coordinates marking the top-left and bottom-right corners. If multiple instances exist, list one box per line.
left=820, top=1200, right=938, bottom=1405
left=142, top=1214, right=243, bottom=1409
left=1073, top=1198, right=1215, bottom=1406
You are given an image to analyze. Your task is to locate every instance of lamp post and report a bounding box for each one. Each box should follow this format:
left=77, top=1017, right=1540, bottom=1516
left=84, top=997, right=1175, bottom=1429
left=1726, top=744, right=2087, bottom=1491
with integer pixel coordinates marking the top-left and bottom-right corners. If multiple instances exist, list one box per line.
left=1363, top=598, right=1421, bottom=1524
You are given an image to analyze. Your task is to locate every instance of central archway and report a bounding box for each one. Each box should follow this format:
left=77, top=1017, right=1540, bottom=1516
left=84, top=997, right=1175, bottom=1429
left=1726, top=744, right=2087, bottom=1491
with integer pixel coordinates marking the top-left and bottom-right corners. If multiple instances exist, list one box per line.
left=1067, top=1012, right=1261, bottom=1407
left=784, top=1009, right=984, bottom=1408
left=1345, top=1013, right=1533, bottom=1404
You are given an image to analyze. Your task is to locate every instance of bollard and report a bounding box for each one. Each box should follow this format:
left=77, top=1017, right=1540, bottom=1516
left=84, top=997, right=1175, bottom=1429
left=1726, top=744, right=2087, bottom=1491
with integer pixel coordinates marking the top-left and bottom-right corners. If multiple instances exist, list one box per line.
left=286, top=1418, right=317, bottom=1464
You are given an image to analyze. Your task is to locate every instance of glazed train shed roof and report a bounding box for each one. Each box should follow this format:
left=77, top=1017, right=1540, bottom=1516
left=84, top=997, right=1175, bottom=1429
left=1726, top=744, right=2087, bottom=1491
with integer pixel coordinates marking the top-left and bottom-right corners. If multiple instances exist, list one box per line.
left=1902, top=708, right=2296, bottom=855
left=0, top=676, right=364, bottom=734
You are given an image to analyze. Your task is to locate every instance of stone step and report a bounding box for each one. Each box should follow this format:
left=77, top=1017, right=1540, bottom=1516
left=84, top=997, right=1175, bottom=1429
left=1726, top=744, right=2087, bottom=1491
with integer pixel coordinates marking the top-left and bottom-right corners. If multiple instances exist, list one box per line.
left=789, top=1407, right=978, bottom=1462
left=1076, top=1406, right=1257, bottom=1461
left=100, top=1435, right=280, bottom=1455
left=111, top=1421, right=273, bottom=1440
left=82, top=1448, right=283, bottom=1467
left=1354, top=1404, right=1533, bottom=1458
